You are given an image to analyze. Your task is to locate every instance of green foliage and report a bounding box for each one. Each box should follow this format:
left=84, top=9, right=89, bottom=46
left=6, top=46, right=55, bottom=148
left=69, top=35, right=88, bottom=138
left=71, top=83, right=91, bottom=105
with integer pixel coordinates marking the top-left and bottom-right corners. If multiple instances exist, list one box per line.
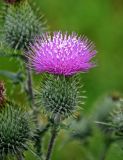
left=69, top=117, right=92, bottom=141
left=0, top=101, right=31, bottom=159
left=1, top=0, right=46, bottom=50
left=94, top=93, right=121, bottom=133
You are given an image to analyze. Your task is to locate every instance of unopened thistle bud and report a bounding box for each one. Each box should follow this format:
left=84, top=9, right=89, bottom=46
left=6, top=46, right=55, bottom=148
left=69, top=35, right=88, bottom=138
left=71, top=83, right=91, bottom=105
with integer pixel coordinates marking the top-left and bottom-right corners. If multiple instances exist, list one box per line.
left=37, top=75, right=82, bottom=123
left=2, top=0, right=47, bottom=50
left=0, top=101, right=31, bottom=159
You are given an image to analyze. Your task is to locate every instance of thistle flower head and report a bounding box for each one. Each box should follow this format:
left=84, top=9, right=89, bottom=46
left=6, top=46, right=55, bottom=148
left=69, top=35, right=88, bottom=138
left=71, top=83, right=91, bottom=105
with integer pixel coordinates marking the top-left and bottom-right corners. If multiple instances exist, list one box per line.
left=0, top=101, right=31, bottom=158
left=0, top=81, right=6, bottom=107
left=28, top=32, right=96, bottom=76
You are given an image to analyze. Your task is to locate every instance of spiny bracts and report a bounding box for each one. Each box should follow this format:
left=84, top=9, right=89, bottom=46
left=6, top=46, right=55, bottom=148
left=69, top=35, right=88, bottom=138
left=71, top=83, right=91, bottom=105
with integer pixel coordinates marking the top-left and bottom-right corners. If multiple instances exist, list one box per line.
left=1, top=0, right=46, bottom=50
left=0, top=101, right=31, bottom=159
left=36, top=74, right=83, bottom=123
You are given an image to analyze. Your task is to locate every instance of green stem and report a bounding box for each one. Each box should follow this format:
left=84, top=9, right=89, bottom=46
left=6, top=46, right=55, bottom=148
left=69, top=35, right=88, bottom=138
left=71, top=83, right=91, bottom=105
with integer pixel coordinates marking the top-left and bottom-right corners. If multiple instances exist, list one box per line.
left=25, top=62, right=39, bottom=124
left=34, top=123, right=50, bottom=157
left=26, top=66, right=34, bottom=105
left=45, top=126, right=58, bottom=160
left=99, top=139, right=111, bottom=160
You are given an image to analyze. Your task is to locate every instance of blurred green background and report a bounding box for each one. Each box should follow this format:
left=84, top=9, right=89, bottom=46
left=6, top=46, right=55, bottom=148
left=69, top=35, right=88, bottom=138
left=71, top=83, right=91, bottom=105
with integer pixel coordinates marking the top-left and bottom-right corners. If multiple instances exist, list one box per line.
left=1, top=0, right=123, bottom=159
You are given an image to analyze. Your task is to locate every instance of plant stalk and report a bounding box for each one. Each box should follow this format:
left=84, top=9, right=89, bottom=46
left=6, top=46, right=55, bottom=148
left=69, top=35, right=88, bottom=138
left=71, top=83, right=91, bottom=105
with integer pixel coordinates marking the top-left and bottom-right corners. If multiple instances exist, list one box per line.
left=45, top=126, right=58, bottom=160
left=34, top=123, right=50, bottom=157
left=99, top=139, right=111, bottom=160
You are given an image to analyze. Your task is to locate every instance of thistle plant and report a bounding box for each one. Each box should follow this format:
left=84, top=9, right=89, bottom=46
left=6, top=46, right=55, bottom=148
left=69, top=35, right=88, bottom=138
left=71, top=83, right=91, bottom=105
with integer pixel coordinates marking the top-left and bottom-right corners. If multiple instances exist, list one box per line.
left=28, top=31, right=97, bottom=160
left=0, top=0, right=47, bottom=156
left=0, top=0, right=99, bottom=159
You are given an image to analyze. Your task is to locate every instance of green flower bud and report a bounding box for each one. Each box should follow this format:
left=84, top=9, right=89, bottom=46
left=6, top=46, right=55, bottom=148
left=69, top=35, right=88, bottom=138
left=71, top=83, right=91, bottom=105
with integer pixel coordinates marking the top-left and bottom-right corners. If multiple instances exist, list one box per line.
left=36, top=74, right=83, bottom=123
left=1, top=0, right=47, bottom=50
left=0, top=101, right=31, bottom=159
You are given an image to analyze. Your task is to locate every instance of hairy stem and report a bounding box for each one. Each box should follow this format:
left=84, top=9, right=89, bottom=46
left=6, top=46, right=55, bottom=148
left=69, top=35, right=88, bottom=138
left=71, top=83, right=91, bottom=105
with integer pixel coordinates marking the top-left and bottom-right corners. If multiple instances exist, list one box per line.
left=26, top=65, right=34, bottom=106
left=45, top=126, right=58, bottom=160
left=25, top=62, right=39, bottom=123
left=25, top=61, right=41, bottom=154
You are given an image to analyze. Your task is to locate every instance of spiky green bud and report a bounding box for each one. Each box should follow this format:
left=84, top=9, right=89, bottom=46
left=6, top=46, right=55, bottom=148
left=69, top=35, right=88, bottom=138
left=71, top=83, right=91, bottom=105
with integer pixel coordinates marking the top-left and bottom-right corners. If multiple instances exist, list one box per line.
left=0, top=101, right=31, bottom=159
left=37, top=74, right=82, bottom=123
left=1, top=0, right=46, bottom=50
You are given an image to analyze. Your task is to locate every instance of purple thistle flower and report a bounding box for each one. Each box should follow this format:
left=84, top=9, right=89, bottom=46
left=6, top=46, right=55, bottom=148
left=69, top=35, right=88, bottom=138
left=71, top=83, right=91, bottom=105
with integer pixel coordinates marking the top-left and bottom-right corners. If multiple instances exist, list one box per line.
left=4, top=0, right=23, bottom=4
left=28, top=32, right=97, bottom=76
